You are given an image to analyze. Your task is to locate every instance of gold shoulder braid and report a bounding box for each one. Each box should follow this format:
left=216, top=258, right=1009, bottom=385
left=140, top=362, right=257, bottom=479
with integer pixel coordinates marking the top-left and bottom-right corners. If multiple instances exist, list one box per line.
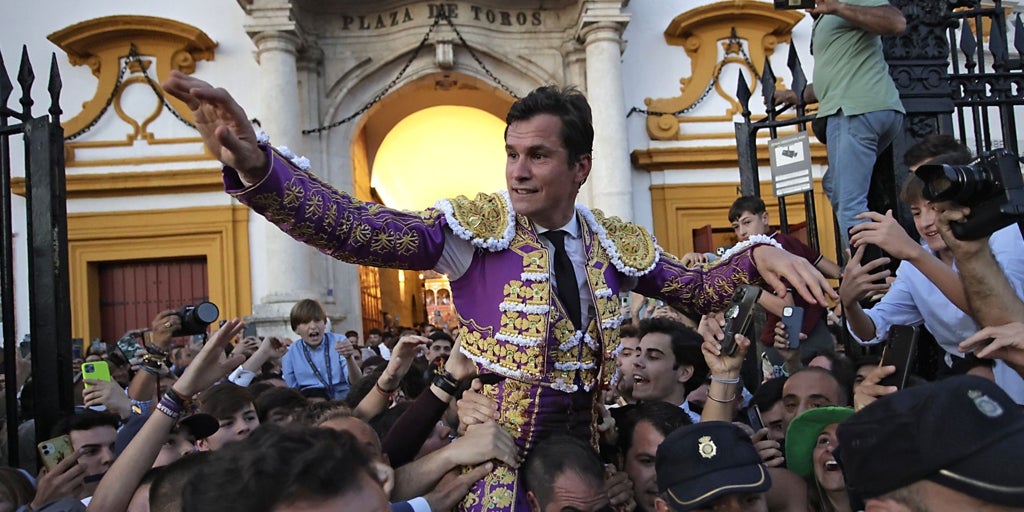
left=591, top=209, right=658, bottom=274
left=437, top=191, right=515, bottom=251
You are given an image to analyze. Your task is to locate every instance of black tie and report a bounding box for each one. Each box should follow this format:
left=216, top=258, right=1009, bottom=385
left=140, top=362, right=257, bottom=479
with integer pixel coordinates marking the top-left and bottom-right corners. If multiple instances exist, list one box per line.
left=543, top=230, right=582, bottom=329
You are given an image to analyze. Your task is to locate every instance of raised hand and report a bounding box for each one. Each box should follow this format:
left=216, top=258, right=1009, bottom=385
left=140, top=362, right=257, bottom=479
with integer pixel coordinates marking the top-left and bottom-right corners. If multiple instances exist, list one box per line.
left=334, top=339, right=359, bottom=359
left=231, top=336, right=260, bottom=358
left=444, top=337, right=478, bottom=382
left=853, top=364, right=898, bottom=411
left=605, top=465, right=636, bottom=512
left=773, top=321, right=804, bottom=372
left=377, top=335, right=429, bottom=391
left=850, top=210, right=921, bottom=260
left=680, top=252, right=709, bottom=268
left=839, top=246, right=891, bottom=305
left=752, top=428, right=785, bottom=467
left=960, top=323, right=1024, bottom=376
left=33, top=451, right=85, bottom=508
left=83, top=379, right=132, bottom=419
left=445, top=421, right=520, bottom=468
left=751, top=245, right=838, bottom=306
left=173, top=318, right=247, bottom=397
left=149, top=309, right=179, bottom=351
left=424, top=463, right=493, bottom=512
left=162, top=71, right=268, bottom=181
left=456, top=379, right=500, bottom=434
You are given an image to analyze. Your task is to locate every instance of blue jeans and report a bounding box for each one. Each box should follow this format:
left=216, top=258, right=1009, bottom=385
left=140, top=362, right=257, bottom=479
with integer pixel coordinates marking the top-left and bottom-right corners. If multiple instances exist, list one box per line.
left=823, top=109, right=904, bottom=250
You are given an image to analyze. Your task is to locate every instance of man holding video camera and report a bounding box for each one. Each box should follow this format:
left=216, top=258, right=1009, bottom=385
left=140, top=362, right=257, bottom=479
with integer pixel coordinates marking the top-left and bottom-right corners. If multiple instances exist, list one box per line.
left=844, top=150, right=1024, bottom=403
left=917, top=150, right=1024, bottom=386
left=776, top=0, right=906, bottom=247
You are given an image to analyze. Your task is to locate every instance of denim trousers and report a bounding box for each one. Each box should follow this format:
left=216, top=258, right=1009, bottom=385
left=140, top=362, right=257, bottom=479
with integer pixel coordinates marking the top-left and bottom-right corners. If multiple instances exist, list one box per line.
left=823, top=109, right=904, bottom=250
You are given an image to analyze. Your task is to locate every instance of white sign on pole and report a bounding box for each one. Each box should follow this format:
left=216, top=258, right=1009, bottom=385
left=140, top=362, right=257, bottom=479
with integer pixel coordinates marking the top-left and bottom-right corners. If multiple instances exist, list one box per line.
left=768, top=132, right=814, bottom=197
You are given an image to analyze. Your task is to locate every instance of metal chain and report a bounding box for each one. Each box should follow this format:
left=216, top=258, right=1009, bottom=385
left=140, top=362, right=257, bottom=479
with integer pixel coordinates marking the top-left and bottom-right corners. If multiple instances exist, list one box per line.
left=64, top=44, right=196, bottom=141
left=302, top=11, right=522, bottom=134
left=627, top=32, right=762, bottom=118
left=439, top=12, right=519, bottom=98
left=64, top=59, right=128, bottom=141
left=302, top=14, right=443, bottom=135
left=130, top=50, right=196, bottom=129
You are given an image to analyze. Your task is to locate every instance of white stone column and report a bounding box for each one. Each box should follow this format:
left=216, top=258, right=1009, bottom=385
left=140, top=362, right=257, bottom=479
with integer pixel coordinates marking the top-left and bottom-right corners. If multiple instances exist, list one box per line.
left=579, top=14, right=633, bottom=221
left=250, top=30, right=318, bottom=337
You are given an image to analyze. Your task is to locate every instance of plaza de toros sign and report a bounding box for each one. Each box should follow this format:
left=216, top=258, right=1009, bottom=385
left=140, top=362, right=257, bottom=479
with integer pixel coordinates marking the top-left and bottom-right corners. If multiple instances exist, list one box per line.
left=339, top=3, right=544, bottom=31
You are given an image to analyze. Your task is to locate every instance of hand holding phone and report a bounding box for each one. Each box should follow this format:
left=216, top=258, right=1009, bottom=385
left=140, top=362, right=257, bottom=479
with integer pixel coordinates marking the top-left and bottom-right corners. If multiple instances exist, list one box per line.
left=879, top=325, right=919, bottom=390
left=720, top=285, right=763, bottom=356
left=81, top=361, right=112, bottom=388
left=38, top=435, right=74, bottom=470
left=780, top=306, right=805, bottom=349
left=747, top=405, right=765, bottom=432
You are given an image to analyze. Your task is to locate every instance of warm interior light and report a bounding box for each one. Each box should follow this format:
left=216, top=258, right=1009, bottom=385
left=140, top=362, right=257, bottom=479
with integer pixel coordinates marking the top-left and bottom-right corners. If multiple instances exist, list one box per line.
left=372, top=105, right=506, bottom=210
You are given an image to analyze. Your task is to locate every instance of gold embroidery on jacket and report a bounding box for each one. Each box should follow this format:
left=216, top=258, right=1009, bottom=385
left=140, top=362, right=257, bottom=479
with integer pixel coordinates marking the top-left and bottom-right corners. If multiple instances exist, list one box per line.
left=594, top=209, right=658, bottom=271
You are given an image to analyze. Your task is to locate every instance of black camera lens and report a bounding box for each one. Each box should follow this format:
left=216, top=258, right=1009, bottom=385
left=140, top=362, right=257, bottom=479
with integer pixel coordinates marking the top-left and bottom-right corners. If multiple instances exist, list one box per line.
left=84, top=363, right=93, bottom=372
left=918, top=162, right=999, bottom=205
left=173, top=301, right=220, bottom=337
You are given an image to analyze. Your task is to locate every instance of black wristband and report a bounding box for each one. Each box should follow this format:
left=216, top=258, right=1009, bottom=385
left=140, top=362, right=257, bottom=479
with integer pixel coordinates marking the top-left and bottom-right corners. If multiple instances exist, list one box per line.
left=431, top=372, right=460, bottom=396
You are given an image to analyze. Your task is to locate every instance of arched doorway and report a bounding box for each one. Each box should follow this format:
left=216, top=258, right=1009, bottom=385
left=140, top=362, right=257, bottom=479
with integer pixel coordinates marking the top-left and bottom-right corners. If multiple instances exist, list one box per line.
left=349, top=72, right=517, bottom=329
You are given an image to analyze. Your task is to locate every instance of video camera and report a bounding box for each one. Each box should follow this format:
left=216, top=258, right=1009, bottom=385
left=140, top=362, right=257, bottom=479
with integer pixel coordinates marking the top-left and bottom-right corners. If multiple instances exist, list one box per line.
left=916, top=148, right=1024, bottom=240
left=173, top=301, right=220, bottom=337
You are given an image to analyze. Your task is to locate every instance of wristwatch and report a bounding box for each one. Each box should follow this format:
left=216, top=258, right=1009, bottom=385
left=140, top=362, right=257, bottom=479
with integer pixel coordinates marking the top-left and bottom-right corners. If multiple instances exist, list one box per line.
left=431, top=371, right=460, bottom=396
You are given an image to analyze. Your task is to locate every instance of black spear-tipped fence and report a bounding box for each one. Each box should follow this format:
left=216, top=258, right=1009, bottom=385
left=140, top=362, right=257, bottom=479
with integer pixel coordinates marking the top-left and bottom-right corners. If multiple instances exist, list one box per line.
left=0, top=46, right=74, bottom=467
left=735, top=0, right=1024, bottom=258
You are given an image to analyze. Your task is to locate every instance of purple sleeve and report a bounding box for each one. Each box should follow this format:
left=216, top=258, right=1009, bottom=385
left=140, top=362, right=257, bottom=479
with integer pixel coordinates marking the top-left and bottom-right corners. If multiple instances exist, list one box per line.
left=633, top=244, right=762, bottom=315
left=224, top=145, right=448, bottom=270
left=381, top=388, right=449, bottom=467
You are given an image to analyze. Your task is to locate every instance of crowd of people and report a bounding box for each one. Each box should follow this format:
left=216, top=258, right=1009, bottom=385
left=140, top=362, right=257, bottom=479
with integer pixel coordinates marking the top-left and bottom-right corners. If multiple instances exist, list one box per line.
left=3, top=0, right=1024, bottom=508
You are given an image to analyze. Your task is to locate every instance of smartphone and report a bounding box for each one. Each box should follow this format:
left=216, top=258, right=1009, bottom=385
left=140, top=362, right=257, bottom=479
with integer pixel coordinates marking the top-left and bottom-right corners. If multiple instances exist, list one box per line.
left=879, top=325, right=919, bottom=389
left=243, top=323, right=258, bottom=339
left=71, top=338, right=84, bottom=361
left=38, top=434, right=74, bottom=470
left=82, top=361, right=112, bottom=387
left=720, top=285, right=763, bottom=356
left=849, top=227, right=888, bottom=285
left=747, top=404, right=765, bottom=432
left=781, top=306, right=805, bottom=349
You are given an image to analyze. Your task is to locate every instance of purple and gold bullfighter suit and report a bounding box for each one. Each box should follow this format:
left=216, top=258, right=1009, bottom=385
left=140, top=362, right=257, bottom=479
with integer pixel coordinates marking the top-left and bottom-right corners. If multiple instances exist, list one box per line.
left=226, top=146, right=775, bottom=511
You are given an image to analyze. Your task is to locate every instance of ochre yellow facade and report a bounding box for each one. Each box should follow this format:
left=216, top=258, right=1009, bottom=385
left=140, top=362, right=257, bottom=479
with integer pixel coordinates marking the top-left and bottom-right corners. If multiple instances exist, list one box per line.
left=650, top=179, right=839, bottom=265
left=66, top=205, right=253, bottom=342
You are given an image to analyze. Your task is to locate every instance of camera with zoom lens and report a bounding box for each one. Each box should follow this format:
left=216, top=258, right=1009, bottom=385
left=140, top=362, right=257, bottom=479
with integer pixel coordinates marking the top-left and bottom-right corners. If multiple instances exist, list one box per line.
left=173, top=301, right=220, bottom=337
left=916, top=148, right=1024, bottom=240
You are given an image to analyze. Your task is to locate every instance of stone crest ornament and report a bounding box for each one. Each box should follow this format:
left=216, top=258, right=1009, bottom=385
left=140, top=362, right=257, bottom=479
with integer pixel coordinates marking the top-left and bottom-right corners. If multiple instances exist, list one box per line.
left=969, top=389, right=1004, bottom=418
left=698, top=435, right=717, bottom=459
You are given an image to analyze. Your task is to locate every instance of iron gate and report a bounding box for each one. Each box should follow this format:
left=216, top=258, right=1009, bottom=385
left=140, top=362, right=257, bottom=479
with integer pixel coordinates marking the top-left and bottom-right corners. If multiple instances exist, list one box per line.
left=0, top=46, right=74, bottom=467
left=735, top=0, right=1024, bottom=253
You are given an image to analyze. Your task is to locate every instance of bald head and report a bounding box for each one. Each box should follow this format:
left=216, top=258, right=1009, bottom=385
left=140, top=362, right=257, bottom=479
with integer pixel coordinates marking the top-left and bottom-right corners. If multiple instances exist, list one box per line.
left=319, top=416, right=383, bottom=462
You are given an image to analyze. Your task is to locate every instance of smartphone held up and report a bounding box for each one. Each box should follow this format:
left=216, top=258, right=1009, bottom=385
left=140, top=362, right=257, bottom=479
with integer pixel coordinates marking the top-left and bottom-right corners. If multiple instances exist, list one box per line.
left=720, top=285, right=763, bottom=356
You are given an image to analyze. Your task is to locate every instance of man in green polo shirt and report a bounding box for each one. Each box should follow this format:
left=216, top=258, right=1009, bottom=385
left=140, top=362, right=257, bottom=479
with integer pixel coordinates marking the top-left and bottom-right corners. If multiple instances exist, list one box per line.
left=778, top=0, right=906, bottom=248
